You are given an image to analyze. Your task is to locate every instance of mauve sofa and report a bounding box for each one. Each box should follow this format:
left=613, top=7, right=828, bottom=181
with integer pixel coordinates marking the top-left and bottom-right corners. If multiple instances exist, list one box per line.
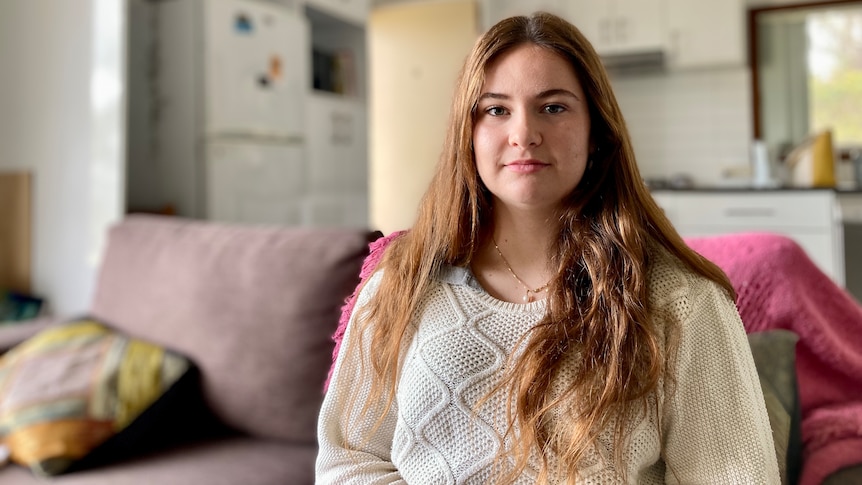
left=0, top=214, right=376, bottom=484
left=6, top=214, right=862, bottom=485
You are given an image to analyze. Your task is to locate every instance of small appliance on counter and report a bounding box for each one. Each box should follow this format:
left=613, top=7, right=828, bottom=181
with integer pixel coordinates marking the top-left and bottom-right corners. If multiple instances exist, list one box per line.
left=784, top=130, right=837, bottom=188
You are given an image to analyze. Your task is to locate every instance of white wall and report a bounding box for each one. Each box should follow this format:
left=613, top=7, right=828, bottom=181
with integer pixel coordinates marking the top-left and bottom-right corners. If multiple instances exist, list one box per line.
left=612, top=67, right=753, bottom=186
left=369, top=0, right=478, bottom=234
left=0, top=0, right=126, bottom=316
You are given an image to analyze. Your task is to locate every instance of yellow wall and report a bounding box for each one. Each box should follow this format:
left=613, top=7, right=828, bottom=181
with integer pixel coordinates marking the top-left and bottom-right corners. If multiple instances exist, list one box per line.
left=369, top=0, right=478, bottom=234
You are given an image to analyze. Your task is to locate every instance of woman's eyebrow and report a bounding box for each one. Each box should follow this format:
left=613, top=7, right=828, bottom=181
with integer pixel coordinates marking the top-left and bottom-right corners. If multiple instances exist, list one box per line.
left=477, top=89, right=581, bottom=102
left=537, top=88, right=580, bottom=101
left=478, top=92, right=508, bottom=101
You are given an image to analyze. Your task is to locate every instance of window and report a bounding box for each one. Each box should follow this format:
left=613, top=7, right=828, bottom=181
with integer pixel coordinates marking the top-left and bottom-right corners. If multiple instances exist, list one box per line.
left=807, top=7, right=862, bottom=146
left=752, top=1, right=862, bottom=163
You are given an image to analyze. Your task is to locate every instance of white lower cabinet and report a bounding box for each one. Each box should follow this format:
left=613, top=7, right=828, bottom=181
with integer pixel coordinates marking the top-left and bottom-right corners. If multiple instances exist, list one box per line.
left=652, top=190, right=845, bottom=286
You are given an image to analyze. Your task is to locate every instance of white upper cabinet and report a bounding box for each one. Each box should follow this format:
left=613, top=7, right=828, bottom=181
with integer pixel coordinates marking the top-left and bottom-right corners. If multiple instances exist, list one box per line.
left=665, top=0, right=745, bottom=69
left=483, top=0, right=745, bottom=68
left=479, top=0, right=569, bottom=31
left=304, top=0, right=369, bottom=25
left=569, top=0, right=665, bottom=56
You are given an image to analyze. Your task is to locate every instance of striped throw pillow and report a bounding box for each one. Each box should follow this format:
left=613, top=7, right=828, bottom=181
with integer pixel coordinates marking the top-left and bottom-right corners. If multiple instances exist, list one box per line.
left=0, top=319, right=193, bottom=476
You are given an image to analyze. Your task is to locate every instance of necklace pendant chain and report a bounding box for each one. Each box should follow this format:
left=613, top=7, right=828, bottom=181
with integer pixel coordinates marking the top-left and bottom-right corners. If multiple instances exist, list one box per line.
left=493, top=237, right=551, bottom=303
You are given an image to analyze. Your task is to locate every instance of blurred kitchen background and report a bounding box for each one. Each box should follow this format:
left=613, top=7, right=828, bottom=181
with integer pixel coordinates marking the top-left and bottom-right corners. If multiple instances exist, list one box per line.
left=1, top=0, right=861, bottom=317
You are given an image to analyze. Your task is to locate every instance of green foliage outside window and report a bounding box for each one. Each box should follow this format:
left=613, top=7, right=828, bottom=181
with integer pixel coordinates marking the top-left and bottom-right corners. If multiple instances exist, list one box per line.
left=808, top=9, right=862, bottom=147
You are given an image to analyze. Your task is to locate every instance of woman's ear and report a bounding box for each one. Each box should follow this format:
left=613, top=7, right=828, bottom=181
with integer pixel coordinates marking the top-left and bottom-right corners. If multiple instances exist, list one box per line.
left=587, top=137, right=596, bottom=156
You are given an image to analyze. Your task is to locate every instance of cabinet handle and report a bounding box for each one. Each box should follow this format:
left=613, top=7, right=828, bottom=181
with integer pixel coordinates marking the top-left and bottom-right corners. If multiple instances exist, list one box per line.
left=724, top=208, right=776, bottom=218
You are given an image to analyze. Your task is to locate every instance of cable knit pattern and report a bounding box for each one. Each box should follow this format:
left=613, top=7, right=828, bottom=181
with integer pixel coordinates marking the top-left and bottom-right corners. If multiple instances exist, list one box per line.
left=317, top=245, right=780, bottom=484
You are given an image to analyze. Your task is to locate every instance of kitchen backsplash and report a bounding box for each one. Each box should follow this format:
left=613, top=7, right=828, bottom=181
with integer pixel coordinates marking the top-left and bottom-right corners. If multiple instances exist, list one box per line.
left=611, top=66, right=752, bottom=187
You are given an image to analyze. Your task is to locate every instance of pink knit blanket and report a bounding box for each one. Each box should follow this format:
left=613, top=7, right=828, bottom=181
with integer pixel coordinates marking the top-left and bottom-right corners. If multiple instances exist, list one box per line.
left=327, top=231, right=862, bottom=484
left=327, top=230, right=405, bottom=391
left=686, top=233, right=862, bottom=484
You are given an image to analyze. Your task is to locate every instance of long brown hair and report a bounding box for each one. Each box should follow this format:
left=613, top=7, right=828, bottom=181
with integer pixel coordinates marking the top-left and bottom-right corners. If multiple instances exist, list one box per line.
left=357, top=11, right=734, bottom=483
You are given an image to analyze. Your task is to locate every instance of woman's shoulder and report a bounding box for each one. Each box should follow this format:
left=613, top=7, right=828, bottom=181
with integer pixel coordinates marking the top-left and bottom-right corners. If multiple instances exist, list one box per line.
left=646, top=240, right=703, bottom=285
left=646, top=242, right=731, bottom=321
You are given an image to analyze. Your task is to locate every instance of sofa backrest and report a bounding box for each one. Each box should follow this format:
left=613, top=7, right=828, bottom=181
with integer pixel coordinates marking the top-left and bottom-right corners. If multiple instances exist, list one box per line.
left=89, top=215, right=372, bottom=443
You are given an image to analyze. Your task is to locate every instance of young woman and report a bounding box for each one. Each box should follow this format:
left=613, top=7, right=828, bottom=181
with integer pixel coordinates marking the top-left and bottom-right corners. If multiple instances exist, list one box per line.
left=317, top=12, right=780, bottom=484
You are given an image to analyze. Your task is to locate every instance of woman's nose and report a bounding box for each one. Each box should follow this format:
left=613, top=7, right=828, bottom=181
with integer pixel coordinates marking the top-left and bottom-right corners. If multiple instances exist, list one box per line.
left=508, top=112, right=541, bottom=148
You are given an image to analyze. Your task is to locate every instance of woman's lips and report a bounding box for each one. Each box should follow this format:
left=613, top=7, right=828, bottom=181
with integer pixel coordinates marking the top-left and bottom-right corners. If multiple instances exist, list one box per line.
left=505, top=159, right=549, bottom=173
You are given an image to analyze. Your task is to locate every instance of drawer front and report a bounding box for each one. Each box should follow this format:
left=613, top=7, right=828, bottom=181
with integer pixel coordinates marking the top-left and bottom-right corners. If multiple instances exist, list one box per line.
left=679, top=227, right=837, bottom=282
left=670, top=193, right=833, bottom=229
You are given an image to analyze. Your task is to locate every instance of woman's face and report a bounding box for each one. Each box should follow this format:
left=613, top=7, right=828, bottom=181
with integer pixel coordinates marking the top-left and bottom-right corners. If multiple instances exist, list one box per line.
left=473, top=43, right=591, bottom=214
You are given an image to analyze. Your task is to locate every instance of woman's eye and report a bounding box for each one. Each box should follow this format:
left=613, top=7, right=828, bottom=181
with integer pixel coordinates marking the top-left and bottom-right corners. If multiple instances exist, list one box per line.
left=486, top=106, right=507, bottom=116
left=544, top=104, right=566, bottom=114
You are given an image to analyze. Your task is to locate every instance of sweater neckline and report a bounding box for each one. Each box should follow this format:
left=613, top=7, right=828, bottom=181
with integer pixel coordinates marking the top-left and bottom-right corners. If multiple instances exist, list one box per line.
left=439, top=265, right=547, bottom=313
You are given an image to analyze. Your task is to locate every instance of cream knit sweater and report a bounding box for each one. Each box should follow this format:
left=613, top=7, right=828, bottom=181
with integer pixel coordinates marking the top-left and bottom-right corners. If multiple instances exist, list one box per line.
left=317, top=247, right=780, bottom=484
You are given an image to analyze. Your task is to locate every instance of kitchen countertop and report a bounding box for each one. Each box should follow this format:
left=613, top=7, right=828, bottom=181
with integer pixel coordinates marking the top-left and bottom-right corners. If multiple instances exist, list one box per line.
left=650, top=186, right=862, bottom=193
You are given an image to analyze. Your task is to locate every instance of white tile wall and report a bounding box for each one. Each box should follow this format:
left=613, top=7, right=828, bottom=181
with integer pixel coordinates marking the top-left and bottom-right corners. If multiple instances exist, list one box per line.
left=611, top=66, right=753, bottom=186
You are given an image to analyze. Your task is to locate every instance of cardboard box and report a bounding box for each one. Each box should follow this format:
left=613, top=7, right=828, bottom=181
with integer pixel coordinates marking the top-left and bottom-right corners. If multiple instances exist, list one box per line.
left=0, top=172, right=31, bottom=294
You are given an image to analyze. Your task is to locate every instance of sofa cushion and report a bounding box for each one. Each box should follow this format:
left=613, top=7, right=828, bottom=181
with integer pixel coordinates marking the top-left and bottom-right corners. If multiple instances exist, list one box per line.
left=748, top=329, right=801, bottom=485
left=0, top=319, right=194, bottom=476
left=0, top=436, right=316, bottom=485
left=89, top=215, right=372, bottom=441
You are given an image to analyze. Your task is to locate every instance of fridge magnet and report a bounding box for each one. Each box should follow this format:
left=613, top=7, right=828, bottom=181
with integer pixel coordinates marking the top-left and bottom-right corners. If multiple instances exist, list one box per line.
left=234, top=13, right=253, bottom=34
left=269, top=55, right=282, bottom=82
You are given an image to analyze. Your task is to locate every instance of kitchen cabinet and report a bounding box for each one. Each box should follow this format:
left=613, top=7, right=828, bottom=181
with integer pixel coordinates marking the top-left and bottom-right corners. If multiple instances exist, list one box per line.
left=665, top=0, right=745, bottom=69
left=304, top=3, right=369, bottom=227
left=479, top=0, right=665, bottom=57
left=478, top=0, right=568, bottom=31
left=651, top=190, right=854, bottom=286
left=304, top=92, right=368, bottom=227
left=568, top=0, right=665, bottom=56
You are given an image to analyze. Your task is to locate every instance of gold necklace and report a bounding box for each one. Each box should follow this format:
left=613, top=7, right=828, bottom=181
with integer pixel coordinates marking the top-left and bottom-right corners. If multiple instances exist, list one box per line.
left=492, top=237, right=551, bottom=303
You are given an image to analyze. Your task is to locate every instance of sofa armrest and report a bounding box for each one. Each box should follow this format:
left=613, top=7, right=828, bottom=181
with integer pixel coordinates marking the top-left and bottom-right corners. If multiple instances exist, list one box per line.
left=0, top=318, right=60, bottom=354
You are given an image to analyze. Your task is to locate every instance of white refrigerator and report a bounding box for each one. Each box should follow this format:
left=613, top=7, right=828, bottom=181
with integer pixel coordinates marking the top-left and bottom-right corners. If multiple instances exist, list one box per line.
left=153, top=0, right=309, bottom=224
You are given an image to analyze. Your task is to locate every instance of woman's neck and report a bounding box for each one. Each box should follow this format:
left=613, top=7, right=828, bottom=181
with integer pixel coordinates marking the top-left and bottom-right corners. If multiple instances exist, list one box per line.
left=490, top=206, right=558, bottom=258
left=470, top=207, right=559, bottom=303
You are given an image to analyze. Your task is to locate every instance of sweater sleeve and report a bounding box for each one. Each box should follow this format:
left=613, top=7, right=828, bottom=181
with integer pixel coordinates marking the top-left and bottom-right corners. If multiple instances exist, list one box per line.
left=660, top=277, right=781, bottom=484
left=316, top=272, right=407, bottom=485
